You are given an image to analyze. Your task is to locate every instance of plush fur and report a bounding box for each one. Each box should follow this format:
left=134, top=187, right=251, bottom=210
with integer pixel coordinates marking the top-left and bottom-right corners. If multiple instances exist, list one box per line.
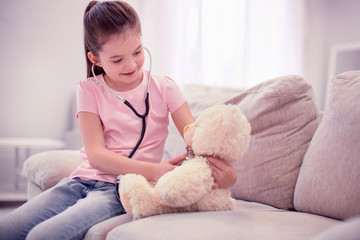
left=119, top=104, right=251, bottom=219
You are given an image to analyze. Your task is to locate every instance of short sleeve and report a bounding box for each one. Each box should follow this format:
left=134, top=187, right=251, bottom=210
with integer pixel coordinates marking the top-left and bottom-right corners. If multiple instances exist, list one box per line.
left=162, top=76, right=186, bottom=114
left=76, top=79, right=98, bottom=117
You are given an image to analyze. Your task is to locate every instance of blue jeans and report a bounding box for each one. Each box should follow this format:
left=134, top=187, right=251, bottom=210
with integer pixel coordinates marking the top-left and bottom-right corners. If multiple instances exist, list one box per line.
left=0, top=178, right=125, bottom=240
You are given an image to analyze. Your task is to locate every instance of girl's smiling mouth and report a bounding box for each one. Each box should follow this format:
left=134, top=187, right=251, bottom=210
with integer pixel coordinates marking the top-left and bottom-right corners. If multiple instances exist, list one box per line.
left=122, top=70, right=136, bottom=76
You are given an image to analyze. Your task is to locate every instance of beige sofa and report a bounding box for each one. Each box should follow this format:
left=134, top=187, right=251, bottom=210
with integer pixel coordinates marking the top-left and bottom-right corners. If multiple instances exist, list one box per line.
left=23, top=71, right=360, bottom=240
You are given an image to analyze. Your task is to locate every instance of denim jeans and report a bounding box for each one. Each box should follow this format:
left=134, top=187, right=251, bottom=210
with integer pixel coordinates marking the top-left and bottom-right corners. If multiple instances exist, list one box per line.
left=0, top=178, right=125, bottom=240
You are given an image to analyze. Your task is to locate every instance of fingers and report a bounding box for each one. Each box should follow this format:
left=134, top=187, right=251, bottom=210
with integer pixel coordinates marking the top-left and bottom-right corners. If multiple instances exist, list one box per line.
left=208, top=157, right=220, bottom=189
left=210, top=165, right=220, bottom=189
left=207, top=156, right=230, bottom=171
left=207, top=156, right=237, bottom=189
left=167, top=152, right=188, bottom=165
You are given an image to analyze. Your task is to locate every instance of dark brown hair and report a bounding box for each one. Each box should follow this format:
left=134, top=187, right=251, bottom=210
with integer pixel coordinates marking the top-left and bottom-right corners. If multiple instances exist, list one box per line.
left=84, top=1, right=141, bottom=77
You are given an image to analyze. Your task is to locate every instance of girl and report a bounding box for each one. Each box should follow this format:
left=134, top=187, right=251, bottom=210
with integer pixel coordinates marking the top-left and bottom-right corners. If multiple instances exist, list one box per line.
left=0, top=1, right=237, bottom=239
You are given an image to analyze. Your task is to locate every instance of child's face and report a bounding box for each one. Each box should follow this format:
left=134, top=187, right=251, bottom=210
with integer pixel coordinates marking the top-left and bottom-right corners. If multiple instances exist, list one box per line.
left=93, top=29, right=145, bottom=91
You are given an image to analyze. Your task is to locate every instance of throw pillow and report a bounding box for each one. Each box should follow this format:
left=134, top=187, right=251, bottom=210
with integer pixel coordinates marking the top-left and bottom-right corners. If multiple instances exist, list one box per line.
left=294, top=71, right=360, bottom=219
left=228, top=75, right=319, bottom=210
left=23, top=150, right=82, bottom=190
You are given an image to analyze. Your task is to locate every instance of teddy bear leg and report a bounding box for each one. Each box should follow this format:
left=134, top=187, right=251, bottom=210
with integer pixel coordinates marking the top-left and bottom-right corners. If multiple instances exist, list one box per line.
left=119, top=174, right=174, bottom=219
left=196, top=189, right=235, bottom=212
left=118, top=175, right=135, bottom=216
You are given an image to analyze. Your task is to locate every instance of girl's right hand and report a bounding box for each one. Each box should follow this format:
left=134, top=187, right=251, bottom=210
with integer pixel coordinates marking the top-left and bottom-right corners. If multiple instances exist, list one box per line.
left=152, top=152, right=188, bottom=181
left=164, top=152, right=188, bottom=166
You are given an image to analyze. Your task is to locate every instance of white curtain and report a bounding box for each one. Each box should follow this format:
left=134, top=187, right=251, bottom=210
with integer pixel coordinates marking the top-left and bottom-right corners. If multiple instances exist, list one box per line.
left=139, top=0, right=304, bottom=89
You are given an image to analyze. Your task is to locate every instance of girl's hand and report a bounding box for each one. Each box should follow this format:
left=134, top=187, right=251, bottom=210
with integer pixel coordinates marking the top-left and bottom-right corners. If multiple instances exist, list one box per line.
left=152, top=152, right=188, bottom=182
left=207, top=156, right=237, bottom=189
left=164, top=152, right=188, bottom=166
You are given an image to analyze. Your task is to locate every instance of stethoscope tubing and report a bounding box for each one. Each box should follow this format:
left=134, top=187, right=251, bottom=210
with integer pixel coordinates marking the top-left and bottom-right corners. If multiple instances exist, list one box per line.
left=90, top=47, right=152, bottom=158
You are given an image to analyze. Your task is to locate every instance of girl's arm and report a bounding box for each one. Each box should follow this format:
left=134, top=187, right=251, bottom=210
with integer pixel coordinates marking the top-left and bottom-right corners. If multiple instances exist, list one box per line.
left=78, top=111, right=181, bottom=182
left=171, top=101, right=238, bottom=189
left=170, top=101, right=195, bottom=138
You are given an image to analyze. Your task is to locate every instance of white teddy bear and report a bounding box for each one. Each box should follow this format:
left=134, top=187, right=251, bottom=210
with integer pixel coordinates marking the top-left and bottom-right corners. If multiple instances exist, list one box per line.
left=119, top=104, right=251, bottom=219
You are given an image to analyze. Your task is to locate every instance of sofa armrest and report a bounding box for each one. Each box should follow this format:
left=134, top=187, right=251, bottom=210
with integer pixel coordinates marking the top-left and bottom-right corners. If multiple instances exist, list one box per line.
left=27, top=181, right=44, bottom=200
left=23, top=150, right=82, bottom=192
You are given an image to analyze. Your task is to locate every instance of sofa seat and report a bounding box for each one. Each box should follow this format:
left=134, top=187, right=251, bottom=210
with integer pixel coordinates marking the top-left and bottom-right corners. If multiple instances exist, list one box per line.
left=104, top=200, right=338, bottom=240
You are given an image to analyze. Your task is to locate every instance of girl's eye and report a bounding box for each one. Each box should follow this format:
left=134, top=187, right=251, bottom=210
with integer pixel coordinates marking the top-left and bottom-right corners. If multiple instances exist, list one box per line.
left=134, top=49, right=142, bottom=55
left=113, top=59, right=122, bottom=63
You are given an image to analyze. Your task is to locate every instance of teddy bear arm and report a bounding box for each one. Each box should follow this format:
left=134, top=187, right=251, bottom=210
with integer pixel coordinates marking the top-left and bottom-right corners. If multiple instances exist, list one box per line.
left=155, top=157, right=213, bottom=208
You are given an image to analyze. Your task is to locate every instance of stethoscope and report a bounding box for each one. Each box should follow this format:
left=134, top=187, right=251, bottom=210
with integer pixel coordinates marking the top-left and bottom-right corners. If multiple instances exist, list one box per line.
left=91, top=47, right=152, bottom=158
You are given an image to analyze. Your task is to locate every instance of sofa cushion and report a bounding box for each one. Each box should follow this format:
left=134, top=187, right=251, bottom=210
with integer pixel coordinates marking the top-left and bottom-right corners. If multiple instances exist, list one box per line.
left=164, top=75, right=319, bottom=210
left=294, top=71, right=360, bottom=220
left=23, top=150, right=82, bottom=190
left=84, top=214, right=132, bottom=240
left=310, top=215, right=360, bottom=240
left=106, top=200, right=338, bottom=240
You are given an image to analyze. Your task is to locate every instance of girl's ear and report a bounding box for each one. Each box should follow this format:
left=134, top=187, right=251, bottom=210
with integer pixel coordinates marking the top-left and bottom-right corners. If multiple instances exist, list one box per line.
left=87, top=52, right=102, bottom=67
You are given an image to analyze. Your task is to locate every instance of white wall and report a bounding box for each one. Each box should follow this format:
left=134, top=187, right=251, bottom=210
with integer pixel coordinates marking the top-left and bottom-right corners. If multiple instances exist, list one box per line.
left=0, top=0, right=89, bottom=191
left=0, top=0, right=88, bottom=140
left=303, top=0, right=360, bottom=109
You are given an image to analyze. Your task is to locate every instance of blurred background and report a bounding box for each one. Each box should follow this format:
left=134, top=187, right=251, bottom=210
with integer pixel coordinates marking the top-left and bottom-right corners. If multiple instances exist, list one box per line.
left=0, top=0, right=359, bottom=198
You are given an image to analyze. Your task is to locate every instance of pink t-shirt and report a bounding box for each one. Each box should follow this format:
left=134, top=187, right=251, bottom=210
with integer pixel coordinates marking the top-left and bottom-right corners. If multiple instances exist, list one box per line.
left=69, top=70, right=186, bottom=183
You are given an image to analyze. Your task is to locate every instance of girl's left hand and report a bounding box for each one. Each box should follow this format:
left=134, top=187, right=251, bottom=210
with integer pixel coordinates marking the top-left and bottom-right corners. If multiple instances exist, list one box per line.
left=206, top=156, right=237, bottom=189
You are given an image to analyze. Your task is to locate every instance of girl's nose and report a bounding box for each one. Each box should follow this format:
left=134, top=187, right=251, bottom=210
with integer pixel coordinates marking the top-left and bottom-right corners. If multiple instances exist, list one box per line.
left=124, top=58, right=137, bottom=71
